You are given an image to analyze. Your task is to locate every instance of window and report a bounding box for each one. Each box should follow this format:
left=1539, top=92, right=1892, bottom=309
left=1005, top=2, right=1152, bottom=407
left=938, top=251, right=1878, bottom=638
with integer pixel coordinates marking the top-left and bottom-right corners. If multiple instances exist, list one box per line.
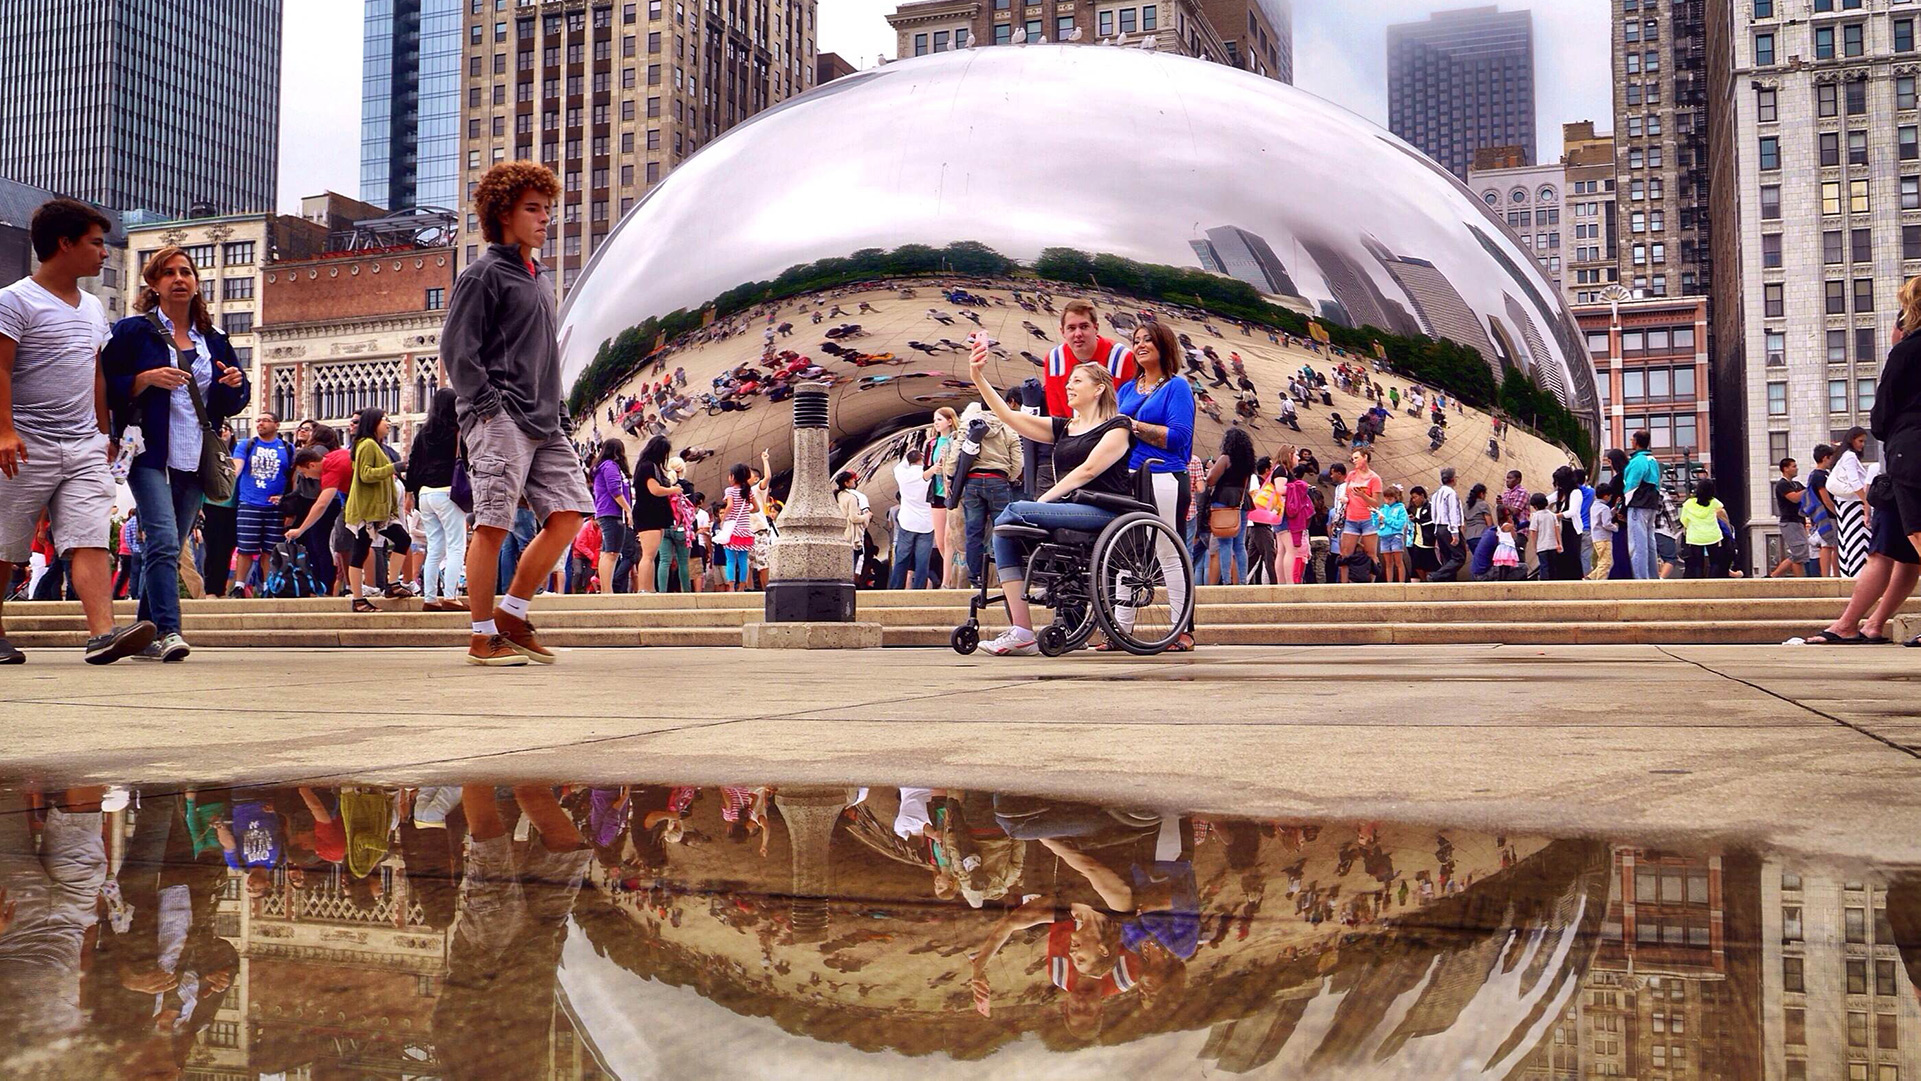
left=1848, top=906, right=1868, bottom=943
left=1786, top=1008, right=1807, bottom=1045
left=1903, top=77, right=1918, bottom=111
left=1851, top=130, right=1869, bottom=166
left=1827, top=230, right=1847, bottom=264
left=1758, top=88, right=1778, bottom=122
left=1760, top=136, right=1780, bottom=170
left=1766, top=283, right=1785, bottom=317
left=221, top=277, right=252, bottom=301
left=1763, top=233, right=1783, bottom=268
left=1849, top=80, right=1868, bottom=116
left=1854, top=228, right=1873, bottom=263
left=1905, top=127, right=1920, bottom=162
left=1756, top=32, right=1775, bottom=65
left=1879, top=1013, right=1898, bottom=1050
left=1829, top=280, right=1849, bottom=314
left=1822, top=132, right=1841, bottom=168
left=1879, top=959, right=1899, bottom=997
left=1762, top=185, right=1781, bottom=220
left=1856, top=278, right=1875, bottom=311
left=1756, top=0, right=1774, bottom=14
left=222, top=312, right=253, bottom=335
left=1844, top=23, right=1864, bottom=57
left=1906, top=224, right=1921, bottom=259
left=1820, top=83, right=1839, bottom=117
left=913, top=31, right=927, bottom=54
left=1816, top=26, right=1835, bottom=59
left=1768, top=329, right=1786, bottom=366
left=1824, top=180, right=1844, bottom=216
left=1850, top=1011, right=1870, bottom=1048
left=1832, top=378, right=1851, bottom=413
left=1901, top=19, right=1916, bottom=53
left=1831, top=329, right=1850, bottom=361
left=1861, top=326, right=1879, bottom=363
left=222, top=241, right=255, bottom=266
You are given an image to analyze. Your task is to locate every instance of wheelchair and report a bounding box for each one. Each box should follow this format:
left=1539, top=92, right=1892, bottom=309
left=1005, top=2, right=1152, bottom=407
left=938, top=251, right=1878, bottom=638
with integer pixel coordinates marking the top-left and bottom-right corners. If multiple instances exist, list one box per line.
left=951, top=463, right=1196, bottom=657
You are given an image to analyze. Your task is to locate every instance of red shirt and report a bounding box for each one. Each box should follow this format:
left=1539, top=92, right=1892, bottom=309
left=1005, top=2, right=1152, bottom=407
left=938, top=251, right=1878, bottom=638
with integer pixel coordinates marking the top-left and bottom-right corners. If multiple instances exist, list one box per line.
left=1046, top=918, right=1140, bottom=995
left=1043, top=336, right=1138, bottom=418
left=319, top=447, right=353, bottom=496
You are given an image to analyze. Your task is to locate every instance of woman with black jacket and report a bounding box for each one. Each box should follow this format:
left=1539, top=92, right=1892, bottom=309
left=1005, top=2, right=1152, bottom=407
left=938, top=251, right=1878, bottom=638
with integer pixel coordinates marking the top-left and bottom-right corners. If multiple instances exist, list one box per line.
left=104, top=247, right=249, bottom=662
left=406, top=388, right=466, bottom=611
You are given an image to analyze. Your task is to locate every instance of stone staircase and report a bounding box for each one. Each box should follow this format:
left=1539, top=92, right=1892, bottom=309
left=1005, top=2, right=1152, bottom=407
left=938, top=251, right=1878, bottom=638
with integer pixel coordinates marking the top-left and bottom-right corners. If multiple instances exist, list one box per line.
left=1, top=579, right=1904, bottom=649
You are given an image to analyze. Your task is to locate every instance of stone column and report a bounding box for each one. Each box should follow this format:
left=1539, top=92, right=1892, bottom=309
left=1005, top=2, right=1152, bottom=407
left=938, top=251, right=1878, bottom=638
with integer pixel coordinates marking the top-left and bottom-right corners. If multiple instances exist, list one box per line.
left=774, top=786, right=857, bottom=945
left=743, top=382, right=882, bottom=648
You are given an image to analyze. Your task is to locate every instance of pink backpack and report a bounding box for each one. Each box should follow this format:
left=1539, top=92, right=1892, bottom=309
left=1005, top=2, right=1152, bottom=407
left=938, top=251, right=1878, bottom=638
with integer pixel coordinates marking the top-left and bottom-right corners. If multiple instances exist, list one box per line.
left=669, top=489, right=696, bottom=533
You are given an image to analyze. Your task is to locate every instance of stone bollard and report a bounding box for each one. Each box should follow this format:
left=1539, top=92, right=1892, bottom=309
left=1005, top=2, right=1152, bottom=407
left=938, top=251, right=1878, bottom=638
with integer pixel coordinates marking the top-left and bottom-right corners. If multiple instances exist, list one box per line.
left=743, top=382, right=883, bottom=648
left=772, top=786, right=857, bottom=944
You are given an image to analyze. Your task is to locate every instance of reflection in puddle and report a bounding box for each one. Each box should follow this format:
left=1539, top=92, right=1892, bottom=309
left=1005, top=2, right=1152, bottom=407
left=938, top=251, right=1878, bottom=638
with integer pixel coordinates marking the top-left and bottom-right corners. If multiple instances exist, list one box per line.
left=0, top=781, right=1913, bottom=1078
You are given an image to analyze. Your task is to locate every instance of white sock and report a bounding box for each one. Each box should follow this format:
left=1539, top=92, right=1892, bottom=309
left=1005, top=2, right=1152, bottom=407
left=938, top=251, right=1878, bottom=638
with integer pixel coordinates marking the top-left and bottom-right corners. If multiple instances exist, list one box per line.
left=472, top=619, right=498, bottom=635
left=498, top=594, right=530, bottom=619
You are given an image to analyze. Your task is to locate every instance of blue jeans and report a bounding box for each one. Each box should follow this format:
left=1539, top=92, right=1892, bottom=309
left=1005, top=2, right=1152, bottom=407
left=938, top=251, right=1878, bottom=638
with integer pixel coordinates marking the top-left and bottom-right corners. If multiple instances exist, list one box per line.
left=960, top=476, right=1015, bottom=586
left=498, top=505, right=539, bottom=586
left=1205, top=509, right=1247, bottom=584
left=991, top=500, right=1121, bottom=584
left=1627, top=507, right=1658, bottom=580
left=889, top=526, right=934, bottom=589
left=127, top=464, right=205, bottom=635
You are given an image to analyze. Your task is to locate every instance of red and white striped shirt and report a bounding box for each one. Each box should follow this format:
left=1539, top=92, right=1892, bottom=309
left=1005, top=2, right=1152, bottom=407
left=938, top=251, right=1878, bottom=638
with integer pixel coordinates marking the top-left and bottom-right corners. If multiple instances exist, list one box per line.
left=1043, top=336, right=1137, bottom=418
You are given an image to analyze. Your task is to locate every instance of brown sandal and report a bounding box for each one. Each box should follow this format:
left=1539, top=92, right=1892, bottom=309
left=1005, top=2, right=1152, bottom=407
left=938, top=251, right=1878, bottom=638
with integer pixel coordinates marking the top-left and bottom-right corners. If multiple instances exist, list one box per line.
left=352, top=598, right=378, bottom=613
left=1165, top=633, right=1196, bottom=653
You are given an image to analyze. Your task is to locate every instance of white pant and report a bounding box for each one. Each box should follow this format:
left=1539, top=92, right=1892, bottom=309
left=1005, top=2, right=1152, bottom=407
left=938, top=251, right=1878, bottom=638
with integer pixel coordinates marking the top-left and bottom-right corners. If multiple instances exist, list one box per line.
left=418, top=487, right=468, bottom=601
left=1112, top=471, right=1191, bottom=635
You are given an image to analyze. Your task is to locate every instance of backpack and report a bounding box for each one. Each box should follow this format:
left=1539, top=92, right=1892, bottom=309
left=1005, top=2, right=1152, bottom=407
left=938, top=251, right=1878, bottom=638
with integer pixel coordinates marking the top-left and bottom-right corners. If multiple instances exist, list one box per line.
left=669, top=488, right=696, bottom=533
left=263, top=542, right=320, bottom=599
left=1798, top=485, right=1823, bottom=519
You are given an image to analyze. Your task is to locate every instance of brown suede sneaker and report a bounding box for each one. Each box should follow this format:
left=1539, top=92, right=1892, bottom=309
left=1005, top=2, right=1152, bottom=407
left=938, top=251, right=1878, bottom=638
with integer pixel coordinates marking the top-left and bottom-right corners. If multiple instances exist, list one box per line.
left=467, top=633, right=529, bottom=666
left=494, top=611, right=556, bottom=664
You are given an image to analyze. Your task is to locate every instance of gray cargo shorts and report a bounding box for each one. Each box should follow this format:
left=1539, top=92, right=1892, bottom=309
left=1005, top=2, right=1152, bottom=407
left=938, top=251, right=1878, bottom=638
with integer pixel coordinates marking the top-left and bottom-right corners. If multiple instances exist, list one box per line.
left=461, top=411, right=592, bottom=531
left=1779, top=520, right=1810, bottom=563
left=0, top=430, right=113, bottom=562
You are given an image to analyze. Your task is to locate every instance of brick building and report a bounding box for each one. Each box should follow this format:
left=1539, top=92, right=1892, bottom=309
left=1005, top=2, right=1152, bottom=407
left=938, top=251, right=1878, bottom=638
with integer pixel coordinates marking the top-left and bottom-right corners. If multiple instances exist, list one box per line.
left=457, top=0, right=819, bottom=297
left=884, top=0, right=1291, bottom=82
left=258, top=246, right=455, bottom=444
left=1575, top=296, right=1711, bottom=478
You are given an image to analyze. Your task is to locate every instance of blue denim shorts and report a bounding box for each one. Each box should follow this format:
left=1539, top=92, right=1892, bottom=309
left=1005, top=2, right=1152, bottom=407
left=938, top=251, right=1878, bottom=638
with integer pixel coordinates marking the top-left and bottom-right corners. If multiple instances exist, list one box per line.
left=1378, top=533, right=1406, bottom=554
left=1341, top=517, right=1377, bottom=537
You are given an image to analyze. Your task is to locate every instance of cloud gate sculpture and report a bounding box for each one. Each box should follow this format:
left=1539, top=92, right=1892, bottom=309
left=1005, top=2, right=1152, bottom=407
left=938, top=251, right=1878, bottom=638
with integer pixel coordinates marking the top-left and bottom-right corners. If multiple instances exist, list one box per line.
left=558, top=45, right=1600, bottom=507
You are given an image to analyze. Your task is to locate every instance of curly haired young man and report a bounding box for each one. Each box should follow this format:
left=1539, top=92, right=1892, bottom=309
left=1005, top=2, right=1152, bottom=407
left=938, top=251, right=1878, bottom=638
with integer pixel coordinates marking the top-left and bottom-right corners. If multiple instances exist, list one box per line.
left=443, top=161, right=592, bottom=666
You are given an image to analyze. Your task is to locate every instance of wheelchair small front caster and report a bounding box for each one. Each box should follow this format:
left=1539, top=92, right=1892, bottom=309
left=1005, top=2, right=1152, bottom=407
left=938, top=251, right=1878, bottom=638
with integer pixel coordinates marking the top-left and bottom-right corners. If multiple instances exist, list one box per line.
left=951, top=623, right=979, bottom=655
left=1037, top=624, right=1070, bottom=657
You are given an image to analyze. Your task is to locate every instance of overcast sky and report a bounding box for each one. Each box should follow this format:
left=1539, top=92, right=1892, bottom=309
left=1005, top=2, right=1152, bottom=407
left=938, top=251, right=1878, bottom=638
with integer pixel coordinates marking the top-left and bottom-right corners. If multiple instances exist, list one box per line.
left=280, top=0, right=1611, bottom=213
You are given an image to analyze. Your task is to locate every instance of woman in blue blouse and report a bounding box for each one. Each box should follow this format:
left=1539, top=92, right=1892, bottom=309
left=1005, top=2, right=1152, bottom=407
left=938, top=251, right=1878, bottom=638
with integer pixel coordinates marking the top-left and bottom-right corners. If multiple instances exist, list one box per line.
left=1115, top=320, right=1196, bottom=652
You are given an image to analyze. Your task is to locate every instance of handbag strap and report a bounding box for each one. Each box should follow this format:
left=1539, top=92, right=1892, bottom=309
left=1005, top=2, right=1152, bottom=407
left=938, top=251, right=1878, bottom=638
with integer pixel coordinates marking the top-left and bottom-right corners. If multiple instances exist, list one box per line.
left=145, top=311, right=219, bottom=433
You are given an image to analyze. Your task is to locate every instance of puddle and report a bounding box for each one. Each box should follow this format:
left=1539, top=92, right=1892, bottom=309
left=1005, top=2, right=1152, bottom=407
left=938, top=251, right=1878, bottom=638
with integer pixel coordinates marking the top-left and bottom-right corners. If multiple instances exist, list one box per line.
left=0, top=780, right=1911, bottom=1078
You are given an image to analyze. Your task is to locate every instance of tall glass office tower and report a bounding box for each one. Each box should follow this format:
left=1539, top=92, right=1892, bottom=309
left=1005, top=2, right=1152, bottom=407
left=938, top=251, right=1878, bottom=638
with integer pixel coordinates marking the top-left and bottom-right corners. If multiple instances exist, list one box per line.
left=0, top=0, right=282, bottom=217
left=362, top=0, right=462, bottom=211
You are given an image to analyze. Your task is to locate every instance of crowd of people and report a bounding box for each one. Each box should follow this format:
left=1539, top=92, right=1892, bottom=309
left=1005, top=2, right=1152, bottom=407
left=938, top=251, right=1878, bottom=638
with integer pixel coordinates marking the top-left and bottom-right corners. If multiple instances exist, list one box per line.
left=5, top=160, right=1920, bottom=664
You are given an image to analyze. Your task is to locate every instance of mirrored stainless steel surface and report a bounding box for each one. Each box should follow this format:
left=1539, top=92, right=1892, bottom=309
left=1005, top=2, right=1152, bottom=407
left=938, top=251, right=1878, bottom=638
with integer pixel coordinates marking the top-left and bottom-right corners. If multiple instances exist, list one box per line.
left=560, top=45, right=1600, bottom=449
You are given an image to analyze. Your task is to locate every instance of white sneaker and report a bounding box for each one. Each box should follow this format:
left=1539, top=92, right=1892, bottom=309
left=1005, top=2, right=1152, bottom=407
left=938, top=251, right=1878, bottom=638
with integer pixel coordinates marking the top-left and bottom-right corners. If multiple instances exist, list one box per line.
left=981, top=628, right=1038, bottom=656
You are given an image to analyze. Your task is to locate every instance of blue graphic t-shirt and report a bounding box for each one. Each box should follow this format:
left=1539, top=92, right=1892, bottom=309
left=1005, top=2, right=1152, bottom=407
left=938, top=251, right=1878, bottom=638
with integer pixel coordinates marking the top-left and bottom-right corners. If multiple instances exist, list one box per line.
left=235, top=437, right=293, bottom=507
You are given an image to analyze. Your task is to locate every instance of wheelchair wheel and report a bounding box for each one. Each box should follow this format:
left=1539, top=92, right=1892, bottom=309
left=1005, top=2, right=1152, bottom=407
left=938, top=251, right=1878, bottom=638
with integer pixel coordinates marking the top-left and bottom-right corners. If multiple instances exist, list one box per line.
left=951, top=623, right=979, bottom=655
left=1088, top=512, right=1195, bottom=656
left=1036, top=624, right=1070, bottom=657
left=1024, top=548, right=1096, bottom=650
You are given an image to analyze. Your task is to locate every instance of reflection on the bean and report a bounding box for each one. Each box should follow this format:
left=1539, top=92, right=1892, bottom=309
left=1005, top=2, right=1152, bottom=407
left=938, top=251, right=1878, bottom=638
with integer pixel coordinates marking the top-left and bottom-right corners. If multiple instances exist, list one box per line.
left=0, top=781, right=1909, bottom=1078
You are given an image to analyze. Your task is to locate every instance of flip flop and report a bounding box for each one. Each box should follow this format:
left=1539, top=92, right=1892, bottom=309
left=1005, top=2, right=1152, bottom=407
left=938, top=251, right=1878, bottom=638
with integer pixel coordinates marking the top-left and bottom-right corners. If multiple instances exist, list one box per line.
left=1805, top=630, right=1864, bottom=645
left=1860, top=634, right=1893, bottom=645
left=1906, top=635, right=1921, bottom=648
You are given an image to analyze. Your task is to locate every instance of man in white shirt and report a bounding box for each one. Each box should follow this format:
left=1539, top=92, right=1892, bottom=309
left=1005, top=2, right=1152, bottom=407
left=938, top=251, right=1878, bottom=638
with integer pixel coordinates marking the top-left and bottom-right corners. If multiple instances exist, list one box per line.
left=0, top=199, right=156, bottom=664
left=1431, top=467, right=1465, bottom=581
left=889, top=445, right=935, bottom=588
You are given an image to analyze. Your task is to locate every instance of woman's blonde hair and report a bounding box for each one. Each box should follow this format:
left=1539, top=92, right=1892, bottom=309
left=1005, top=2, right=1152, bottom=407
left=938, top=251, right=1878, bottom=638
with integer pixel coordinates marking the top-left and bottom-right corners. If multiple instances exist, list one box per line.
left=135, top=247, right=216, bottom=335
left=1900, top=275, right=1921, bottom=334
left=934, top=406, right=959, bottom=429
left=1068, top=362, right=1119, bottom=421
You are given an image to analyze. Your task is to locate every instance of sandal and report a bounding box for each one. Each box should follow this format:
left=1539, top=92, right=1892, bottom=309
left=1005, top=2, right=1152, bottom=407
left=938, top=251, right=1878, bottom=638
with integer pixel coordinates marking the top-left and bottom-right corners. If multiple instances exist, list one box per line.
left=1805, top=630, right=1864, bottom=645
left=1165, top=634, right=1196, bottom=653
left=1906, top=635, right=1921, bottom=648
left=352, top=598, right=378, bottom=613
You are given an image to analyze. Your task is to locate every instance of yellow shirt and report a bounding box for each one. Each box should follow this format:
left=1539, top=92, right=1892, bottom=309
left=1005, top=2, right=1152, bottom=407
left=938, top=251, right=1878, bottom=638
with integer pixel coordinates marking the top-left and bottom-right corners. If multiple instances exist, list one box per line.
left=1678, top=497, right=1724, bottom=547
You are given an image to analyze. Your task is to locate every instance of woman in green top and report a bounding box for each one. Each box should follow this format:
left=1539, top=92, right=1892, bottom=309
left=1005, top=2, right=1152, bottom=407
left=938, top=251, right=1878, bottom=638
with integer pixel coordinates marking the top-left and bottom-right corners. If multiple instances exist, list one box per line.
left=344, top=408, right=401, bottom=611
left=1677, top=478, right=1731, bottom=580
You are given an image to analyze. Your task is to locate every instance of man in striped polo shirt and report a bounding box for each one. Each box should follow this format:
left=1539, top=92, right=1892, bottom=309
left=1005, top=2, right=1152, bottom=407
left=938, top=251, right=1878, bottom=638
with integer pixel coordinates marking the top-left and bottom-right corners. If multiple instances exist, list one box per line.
left=1035, top=299, right=1136, bottom=492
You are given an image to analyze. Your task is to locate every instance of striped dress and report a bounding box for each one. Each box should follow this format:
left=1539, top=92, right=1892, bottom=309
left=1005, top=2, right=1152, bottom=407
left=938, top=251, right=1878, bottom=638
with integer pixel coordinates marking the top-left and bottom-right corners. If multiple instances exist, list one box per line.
left=1831, top=451, right=1871, bottom=576
left=722, top=485, right=755, bottom=549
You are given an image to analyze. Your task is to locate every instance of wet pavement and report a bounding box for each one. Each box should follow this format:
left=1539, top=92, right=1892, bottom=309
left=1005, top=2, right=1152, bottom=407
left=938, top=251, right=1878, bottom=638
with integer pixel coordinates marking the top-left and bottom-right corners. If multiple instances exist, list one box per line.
left=0, top=778, right=1917, bottom=1079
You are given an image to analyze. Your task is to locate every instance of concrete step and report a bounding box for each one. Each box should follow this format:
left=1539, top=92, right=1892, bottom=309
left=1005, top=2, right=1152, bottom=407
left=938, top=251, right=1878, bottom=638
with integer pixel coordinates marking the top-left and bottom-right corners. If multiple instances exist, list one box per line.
left=0, top=596, right=1895, bottom=635
left=0, top=618, right=1849, bottom=650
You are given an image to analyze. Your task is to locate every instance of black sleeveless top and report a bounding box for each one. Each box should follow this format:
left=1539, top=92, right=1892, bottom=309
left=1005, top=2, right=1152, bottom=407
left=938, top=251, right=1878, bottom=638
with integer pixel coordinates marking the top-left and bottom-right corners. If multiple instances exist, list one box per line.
left=1051, top=416, right=1134, bottom=497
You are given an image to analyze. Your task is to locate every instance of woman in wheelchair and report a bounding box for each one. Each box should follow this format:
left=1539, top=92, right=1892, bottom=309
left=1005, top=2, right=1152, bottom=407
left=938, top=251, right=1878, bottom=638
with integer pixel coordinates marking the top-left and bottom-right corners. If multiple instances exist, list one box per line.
left=968, top=338, right=1137, bottom=656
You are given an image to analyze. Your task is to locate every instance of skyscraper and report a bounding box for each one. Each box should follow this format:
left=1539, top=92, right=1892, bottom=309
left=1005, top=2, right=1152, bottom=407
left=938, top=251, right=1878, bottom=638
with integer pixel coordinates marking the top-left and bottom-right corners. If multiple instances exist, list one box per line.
left=886, top=0, right=1292, bottom=82
left=1612, top=0, right=1710, bottom=305
left=1191, top=225, right=1297, bottom=297
left=0, top=0, right=281, bottom=217
left=1387, top=7, right=1535, bottom=182
left=363, top=0, right=466, bottom=211
left=460, top=0, right=819, bottom=295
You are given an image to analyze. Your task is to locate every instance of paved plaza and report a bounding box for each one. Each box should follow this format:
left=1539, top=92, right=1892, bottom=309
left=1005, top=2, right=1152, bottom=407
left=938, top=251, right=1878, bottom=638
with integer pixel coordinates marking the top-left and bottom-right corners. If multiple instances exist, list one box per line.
left=7, top=643, right=1918, bottom=861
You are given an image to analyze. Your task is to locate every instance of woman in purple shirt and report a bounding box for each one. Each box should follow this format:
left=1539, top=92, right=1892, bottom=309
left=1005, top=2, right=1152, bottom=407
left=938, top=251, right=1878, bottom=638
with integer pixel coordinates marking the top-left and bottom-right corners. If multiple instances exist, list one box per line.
left=591, top=440, right=633, bottom=593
